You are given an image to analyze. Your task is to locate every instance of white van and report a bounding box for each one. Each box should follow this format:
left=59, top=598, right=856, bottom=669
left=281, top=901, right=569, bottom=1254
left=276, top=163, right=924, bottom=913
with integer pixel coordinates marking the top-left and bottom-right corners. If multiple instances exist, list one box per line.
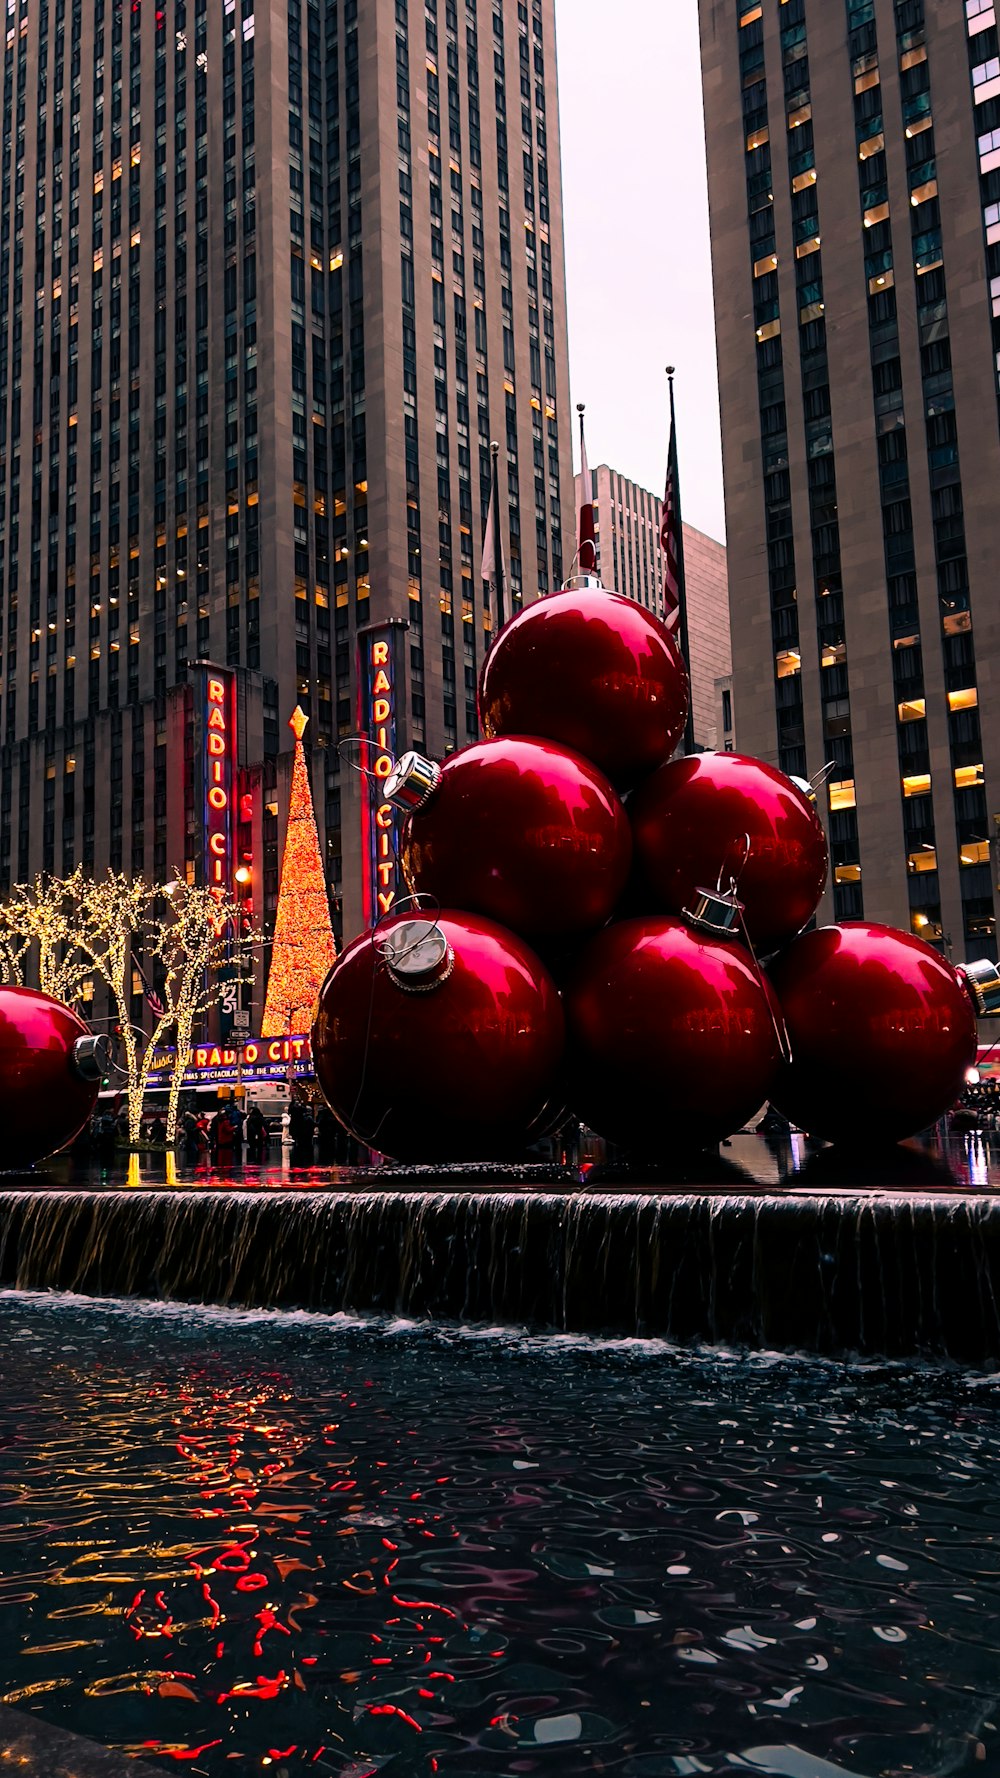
left=243, top=1080, right=293, bottom=1127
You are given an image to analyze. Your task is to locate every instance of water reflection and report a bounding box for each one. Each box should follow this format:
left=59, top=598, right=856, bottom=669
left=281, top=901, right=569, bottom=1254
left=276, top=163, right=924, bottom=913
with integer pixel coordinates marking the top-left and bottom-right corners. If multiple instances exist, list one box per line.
left=0, top=1296, right=998, bottom=1774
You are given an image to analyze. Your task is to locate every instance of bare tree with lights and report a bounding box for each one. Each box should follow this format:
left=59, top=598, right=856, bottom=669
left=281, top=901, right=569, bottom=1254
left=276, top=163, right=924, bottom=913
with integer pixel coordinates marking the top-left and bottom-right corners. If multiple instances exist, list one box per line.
left=2, top=868, right=99, bottom=1005
left=0, top=899, right=32, bottom=986
left=137, top=880, right=257, bottom=1148
left=72, top=871, right=159, bottom=1144
left=0, top=870, right=258, bottom=1146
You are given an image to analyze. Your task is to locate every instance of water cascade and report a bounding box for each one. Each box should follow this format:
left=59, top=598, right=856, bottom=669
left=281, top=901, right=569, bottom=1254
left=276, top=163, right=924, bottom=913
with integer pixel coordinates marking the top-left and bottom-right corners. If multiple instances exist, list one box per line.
left=2, top=1185, right=1000, bottom=1360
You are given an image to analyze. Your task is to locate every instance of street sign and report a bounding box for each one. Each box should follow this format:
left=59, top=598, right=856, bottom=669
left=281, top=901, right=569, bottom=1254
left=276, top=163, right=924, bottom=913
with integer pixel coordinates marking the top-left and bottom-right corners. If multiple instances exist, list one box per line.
left=232, top=1009, right=251, bottom=1031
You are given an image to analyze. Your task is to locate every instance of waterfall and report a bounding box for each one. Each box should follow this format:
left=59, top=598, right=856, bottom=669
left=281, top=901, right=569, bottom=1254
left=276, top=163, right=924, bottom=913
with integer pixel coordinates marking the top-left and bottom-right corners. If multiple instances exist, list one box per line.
left=1, top=1187, right=1000, bottom=1360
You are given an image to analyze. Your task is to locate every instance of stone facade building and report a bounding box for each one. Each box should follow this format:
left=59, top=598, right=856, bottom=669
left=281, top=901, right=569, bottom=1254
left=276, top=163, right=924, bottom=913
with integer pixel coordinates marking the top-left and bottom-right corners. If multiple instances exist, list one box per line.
left=0, top=0, right=574, bottom=1025
left=575, top=462, right=731, bottom=750
left=700, top=0, right=1000, bottom=959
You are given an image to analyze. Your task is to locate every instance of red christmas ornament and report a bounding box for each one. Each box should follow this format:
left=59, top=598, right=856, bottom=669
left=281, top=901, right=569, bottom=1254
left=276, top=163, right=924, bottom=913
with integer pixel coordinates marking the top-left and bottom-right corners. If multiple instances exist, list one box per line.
left=768, top=922, right=978, bottom=1145
left=391, top=736, right=631, bottom=941
left=564, top=916, right=783, bottom=1152
left=630, top=750, right=829, bottom=953
left=312, top=911, right=565, bottom=1161
left=478, top=583, right=689, bottom=788
left=0, top=987, right=107, bottom=1169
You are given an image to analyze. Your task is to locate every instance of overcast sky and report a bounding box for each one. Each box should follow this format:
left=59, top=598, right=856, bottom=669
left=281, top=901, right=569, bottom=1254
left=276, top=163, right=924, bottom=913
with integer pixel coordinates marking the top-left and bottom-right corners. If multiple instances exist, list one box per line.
left=554, top=0, right=726, bottom=543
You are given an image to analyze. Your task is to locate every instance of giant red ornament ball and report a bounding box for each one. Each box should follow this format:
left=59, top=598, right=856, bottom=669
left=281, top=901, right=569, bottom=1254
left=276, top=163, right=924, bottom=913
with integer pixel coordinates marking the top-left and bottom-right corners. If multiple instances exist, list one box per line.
left=563, top=917, right=783, bottom=1152
left=0, top=986, right=103, bottom=1168
left=630, top=750, right=829, bottom=954
left=312, top=910, right=565, bottom=1161
left=478, top=584, right=690, bottom=788
left=768, top=922, right=977, bottom=1145
left=400, top=735, right=631, bottom=940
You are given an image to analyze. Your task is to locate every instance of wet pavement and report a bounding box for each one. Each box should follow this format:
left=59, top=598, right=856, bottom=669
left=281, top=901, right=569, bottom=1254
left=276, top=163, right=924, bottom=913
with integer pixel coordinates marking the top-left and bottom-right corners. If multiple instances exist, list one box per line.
left=7, top=1127, right=1000, bottom=1195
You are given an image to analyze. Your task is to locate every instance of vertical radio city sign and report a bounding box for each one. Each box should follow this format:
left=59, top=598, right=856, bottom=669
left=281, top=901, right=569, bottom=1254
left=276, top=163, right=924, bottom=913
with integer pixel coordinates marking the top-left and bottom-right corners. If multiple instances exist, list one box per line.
left=200, top=665, right=237, bottom=901
left=358, top=623, right=404, bottom=926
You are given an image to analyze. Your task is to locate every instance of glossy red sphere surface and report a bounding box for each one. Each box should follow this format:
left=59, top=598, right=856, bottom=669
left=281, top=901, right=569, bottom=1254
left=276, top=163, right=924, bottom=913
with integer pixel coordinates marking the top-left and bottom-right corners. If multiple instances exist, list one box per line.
left=564, top=917, right=783, bottom=1152
left=0, top=986, right=99, bottom=1168
left=312, top=910, right=565, bottom=1161
left=401, top=736, right=631, bottom=939
left=479, top=586, right=690, bottom=788
left=768, top=922, right=977, bottom=1144
left=630, top=750, right=829, bottom=953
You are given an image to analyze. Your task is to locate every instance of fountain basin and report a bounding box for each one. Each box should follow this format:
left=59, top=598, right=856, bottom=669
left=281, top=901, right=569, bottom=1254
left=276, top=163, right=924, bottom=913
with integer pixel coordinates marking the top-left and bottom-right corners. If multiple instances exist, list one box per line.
left=2, top=1183, right=1000, bottom=1361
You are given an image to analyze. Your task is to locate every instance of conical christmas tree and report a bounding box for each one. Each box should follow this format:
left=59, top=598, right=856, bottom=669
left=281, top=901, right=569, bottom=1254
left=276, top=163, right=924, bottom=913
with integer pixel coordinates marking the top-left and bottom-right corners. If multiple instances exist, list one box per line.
left=261, top=707, right=337, bottom=1036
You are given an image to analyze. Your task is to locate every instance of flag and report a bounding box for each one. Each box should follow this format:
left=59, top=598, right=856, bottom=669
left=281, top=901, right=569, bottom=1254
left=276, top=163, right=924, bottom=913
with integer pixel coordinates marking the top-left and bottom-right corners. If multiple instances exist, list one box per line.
left=481, top=444, right=506, bottom=632
left=578, top=409, right=597, bottom=574
left=132, top=951, right=166, bottom=1020
left=660, top=417, right=682, bottom=635
left=480, top=477, right=496, bottom=586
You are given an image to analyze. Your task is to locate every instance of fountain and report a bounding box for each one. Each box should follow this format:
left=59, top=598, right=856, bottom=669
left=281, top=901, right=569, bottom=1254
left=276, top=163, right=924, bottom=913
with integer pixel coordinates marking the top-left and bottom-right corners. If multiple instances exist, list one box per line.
left=1, top=577, right=997, bottom=1361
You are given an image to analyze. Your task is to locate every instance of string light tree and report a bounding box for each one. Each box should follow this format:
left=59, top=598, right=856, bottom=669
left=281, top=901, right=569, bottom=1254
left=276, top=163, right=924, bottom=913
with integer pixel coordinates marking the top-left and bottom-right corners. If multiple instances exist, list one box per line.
left=261, top=705, right=338, bottom=1039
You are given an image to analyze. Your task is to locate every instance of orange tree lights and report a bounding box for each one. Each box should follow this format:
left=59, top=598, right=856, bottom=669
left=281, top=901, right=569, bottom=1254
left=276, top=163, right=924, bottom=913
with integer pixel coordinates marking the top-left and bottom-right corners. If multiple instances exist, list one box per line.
left=261, top=706, right=338, bottom=1039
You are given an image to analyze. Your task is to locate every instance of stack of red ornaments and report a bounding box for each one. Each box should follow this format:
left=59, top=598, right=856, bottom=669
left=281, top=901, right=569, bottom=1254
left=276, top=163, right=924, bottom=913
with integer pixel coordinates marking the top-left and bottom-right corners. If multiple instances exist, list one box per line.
left=313, top=583, right=977, bottom=1161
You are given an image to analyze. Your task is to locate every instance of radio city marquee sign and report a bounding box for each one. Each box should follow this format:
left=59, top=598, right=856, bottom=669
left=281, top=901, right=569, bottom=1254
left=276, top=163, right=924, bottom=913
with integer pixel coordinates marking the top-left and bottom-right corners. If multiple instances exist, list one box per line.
left=358, top=623, right=405, bottom=925
left=147, top=1035, right=313, bottom=1086
left=201, top=666, right=237, bottom=900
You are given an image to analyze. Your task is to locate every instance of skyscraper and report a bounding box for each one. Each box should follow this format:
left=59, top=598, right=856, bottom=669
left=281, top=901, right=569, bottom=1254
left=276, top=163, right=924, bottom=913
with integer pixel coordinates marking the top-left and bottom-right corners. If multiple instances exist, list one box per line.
left=700, top=0, right=1000, bottom=960
left=0, top=0, right=574, bottom=1022
left=575, top=462, right=731, bottom=750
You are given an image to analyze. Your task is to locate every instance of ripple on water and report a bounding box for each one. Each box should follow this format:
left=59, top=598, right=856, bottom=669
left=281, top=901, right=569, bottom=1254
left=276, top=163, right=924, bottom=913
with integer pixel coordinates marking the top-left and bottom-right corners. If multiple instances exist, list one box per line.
left=0, top=1292, right=998, bottom=1775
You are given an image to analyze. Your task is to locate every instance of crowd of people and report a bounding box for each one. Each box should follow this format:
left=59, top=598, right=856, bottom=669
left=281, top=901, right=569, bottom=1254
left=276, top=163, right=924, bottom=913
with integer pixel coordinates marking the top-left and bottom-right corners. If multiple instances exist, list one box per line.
left=80, top=1089, right=359, bottom=1168
left=953, top=1075, right=1000, bottom=1132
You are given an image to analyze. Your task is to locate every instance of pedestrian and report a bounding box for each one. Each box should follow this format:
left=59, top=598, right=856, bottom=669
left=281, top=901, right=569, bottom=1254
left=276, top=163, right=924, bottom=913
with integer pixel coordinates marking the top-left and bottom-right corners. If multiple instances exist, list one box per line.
left=227, top=1100, right=246, bottom=1156
left=149, top=1114, right=167, bottom=1146
left=93, top=1109, right=117, bottom=1165
left=246, top=1104, right=268, bottom=1162
left=288, top=1094, right=315, bottom=1166
left=216, top=1107, right=235, bottom=1163
left=181, top=1111, right=202, bottom=1163
left=315, top=1102, right=339, bottom=1163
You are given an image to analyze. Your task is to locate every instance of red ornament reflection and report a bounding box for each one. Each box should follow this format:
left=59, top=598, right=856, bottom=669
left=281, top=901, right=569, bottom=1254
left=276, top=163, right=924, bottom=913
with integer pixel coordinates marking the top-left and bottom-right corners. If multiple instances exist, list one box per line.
left=564, top=916, right=783, bottom=1151
left=478, top=585, right=689, bottom=788
left=312, top=910, right=565, bottom=1161
left=401, top=736, right=631, bottom=940
left=768, top=922, right=977, bottom=1144
left=0, top=985, right=100, bottom=1168
left=630, top=750, right=829, bottom=953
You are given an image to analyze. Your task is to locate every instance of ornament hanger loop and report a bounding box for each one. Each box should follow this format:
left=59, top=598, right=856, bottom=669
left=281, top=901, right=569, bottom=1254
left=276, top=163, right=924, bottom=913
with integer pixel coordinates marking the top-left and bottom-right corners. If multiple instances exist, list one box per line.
left=337, top=732, right=398, bottom=787
left=716, top=831, right=751, bottom=898
left=371, top=890, right=442, bottom=940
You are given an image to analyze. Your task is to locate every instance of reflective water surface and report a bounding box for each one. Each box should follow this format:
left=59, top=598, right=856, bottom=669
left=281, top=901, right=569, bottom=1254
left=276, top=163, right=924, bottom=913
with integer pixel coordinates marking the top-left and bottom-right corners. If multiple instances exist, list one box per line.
left=0, top=1294, right=998, bottom=1776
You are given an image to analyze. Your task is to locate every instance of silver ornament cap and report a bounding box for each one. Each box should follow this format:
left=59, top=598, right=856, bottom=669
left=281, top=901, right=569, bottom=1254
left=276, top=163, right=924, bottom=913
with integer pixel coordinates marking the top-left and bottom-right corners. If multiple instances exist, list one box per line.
left=384, top=751, right=442, bottom=814
left=958, top=958, right=1000, bottom=1018
left=377, top=918, right=454, bottom=993
left=73, top=1033, right=113, bottom=1081
left=682, top=886, right=745, bottom=939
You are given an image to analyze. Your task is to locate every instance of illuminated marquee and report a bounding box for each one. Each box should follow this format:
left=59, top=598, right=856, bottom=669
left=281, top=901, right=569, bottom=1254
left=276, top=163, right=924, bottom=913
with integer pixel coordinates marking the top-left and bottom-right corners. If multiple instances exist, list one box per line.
left=359, top=624, right=403, bottom=925
left=147, top=1034, right=313, bottom=1086
left=202, top=667, right=236, bottom=901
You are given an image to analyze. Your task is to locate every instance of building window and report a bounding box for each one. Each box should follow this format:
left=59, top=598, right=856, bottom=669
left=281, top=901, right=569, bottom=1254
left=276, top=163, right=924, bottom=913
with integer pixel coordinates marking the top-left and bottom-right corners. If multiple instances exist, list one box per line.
left=829, top=780, right=857, bottom=810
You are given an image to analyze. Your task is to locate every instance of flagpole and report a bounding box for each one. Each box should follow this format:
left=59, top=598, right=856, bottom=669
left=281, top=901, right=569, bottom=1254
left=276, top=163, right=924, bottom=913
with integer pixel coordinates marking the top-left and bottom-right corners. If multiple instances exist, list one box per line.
left=667, top=367, right=695, bottom=755
left=576, top=402, right=597, bottom=576
left=490, top=439, right=507, bottom=635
